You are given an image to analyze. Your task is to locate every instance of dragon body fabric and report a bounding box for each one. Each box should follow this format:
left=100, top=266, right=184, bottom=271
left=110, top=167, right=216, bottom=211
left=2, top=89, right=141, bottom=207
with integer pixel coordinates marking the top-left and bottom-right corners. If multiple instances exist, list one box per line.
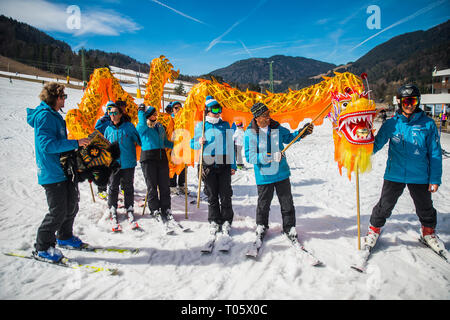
left=65, top=55, right=375, bottom=180
left=172, top=71, right=376, bottom=179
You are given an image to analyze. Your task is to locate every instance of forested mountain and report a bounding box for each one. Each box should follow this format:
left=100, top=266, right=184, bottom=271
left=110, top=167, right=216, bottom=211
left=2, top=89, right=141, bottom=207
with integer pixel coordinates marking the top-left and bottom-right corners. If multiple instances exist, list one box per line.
left=0, top=15, right=150, bottom=80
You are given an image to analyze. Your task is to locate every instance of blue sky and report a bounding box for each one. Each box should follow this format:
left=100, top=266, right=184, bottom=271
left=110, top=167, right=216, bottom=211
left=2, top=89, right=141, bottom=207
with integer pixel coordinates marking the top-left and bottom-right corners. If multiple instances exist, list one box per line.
left=1, top=0, right=449, bottom=75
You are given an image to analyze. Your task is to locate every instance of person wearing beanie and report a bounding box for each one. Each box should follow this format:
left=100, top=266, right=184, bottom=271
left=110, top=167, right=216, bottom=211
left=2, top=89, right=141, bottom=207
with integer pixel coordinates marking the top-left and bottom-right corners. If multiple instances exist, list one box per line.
left=137, top=104, right=174, bottom=222
left=191, top=96, right=236, bottom=238
left=169, top=101, right=187, bottom=194
left=165, top=102, right=173, bottom=115
left=103, top=102, right=141, bottom=230
left=244, top=102, right=314, bottom=243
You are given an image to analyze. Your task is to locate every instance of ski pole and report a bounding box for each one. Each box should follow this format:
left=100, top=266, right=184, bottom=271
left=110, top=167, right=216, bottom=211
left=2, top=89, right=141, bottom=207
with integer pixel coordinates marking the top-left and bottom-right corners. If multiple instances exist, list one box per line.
left=281, top=102, right=332, bottom=154
left=185, top=167, right=188, bottom=219
left=197, top=110, right=206, bottom=208
left=356, top=165, right=361, bottom=250
left=142, top=189, right=149, bottom=215
left=89, top=181, right=96, bottom=203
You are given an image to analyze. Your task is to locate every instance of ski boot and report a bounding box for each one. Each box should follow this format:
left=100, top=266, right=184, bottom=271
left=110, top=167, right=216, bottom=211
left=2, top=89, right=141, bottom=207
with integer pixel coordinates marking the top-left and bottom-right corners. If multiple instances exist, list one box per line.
left=57, top=235, right=84, bottom=249
left=222, top=221, right=231, bottom=236
left=34, top=247, right=64, bottom=263
left=209, top=221, right=220, bottom=236
left=363, top=225, right=381, bottom=251
left=420, top=226, right=446, bottom=255
left=110, top=207, right=122, bottom=232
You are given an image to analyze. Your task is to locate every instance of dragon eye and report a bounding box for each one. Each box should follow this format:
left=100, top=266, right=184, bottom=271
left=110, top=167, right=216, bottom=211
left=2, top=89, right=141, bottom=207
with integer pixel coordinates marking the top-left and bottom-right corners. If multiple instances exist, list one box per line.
left=341, top=102, right=349, bottom=109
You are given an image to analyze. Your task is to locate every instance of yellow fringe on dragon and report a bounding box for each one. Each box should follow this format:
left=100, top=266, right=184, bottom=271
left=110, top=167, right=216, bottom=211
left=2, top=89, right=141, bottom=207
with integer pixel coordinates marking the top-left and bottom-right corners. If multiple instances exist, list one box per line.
left=172, top=71, right=376, bottom=179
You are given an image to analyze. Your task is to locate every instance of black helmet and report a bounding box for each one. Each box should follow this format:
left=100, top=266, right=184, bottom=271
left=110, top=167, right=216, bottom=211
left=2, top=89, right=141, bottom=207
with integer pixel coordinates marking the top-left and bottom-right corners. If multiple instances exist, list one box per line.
left=397, top=84, right=420, bottom=99
left=396, top=84, right=420, bottom=109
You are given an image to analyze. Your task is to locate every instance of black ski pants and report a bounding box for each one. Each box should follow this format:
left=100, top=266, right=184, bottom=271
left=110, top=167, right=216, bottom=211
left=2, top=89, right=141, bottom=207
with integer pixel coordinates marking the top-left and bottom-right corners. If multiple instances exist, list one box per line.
left=141, top=159, right=171, bottom=214
left=370, top=180, right=437, bottom=229
left=203, top=164, right=234, bottom=225
left=108, top=167, right=135, bottom=210
left=256, top=178, right=295, bottom=233
left=35, top=180, right=80, bottom=251
left=169, top=167, right=186, bottom=187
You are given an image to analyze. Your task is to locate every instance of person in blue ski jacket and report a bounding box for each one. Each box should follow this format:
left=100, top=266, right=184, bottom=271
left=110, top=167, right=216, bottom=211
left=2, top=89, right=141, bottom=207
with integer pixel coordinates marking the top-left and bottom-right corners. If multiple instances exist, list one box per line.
left=364, top=84, right=444, bottom=254
left=137, top=104, right=174, bottom=220
left=191, top=96, right=236, bottom=235
left=94, top=100, right=116, bottom=135
left=27, top=82, right=90, bottom=262
left=94, top=100, right=122, bottom=198
left=244, top=102, right=313, bottom=239
left=103, top=103, right=141, bottom=226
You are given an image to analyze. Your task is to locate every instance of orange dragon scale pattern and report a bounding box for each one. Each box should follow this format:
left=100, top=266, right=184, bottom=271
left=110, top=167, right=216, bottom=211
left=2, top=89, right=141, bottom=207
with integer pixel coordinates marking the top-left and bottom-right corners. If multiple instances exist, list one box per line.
left=66, top=55, right=376, bottom=180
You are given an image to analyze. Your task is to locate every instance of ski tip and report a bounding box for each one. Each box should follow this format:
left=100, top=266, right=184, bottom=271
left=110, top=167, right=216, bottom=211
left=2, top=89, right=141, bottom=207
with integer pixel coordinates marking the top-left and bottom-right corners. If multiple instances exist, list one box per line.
left=312, top=261, right=324, bottom=267
left=350, top=265, right=365, bottom=273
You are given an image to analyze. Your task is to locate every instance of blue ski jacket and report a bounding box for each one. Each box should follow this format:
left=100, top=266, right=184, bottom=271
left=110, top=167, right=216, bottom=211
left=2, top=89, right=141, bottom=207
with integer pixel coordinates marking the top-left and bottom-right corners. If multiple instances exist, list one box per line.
left=104, top=120, right=141, bottom=169
left=26, top=101, right=79, bottom=185
left=136, top=109, right=173, bottom=161
left=244, top=120, right=302, bottom=185
left=373, top=110, right=442, bottom=185
left=190, top=119, right=236, bottom=170
left=94, top=113, right=111, bottom=135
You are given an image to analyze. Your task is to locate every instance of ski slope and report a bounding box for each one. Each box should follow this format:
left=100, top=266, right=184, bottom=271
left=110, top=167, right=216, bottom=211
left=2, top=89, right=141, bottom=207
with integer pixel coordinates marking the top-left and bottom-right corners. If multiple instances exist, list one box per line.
left=0, top=77, right=449, bottom=300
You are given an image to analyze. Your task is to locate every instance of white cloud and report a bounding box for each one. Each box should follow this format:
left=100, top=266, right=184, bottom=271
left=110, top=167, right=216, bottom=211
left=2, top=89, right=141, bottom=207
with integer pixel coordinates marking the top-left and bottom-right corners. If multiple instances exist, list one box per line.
left=0, top=0, right=141, bottom=36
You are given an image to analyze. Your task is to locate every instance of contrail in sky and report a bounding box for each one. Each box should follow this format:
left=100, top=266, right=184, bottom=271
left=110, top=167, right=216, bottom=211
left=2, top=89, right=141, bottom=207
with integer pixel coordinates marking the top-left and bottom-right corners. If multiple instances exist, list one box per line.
left=351, top=0, right=446, bottom=50
left=206, top=0, right=268, bottom=52
left=150, top=0, right=207, bottom=25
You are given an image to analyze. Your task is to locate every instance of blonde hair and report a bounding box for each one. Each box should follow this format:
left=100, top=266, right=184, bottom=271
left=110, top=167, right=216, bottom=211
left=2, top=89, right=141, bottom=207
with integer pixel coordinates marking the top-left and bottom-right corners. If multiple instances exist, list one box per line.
left=39, top=82, right=65, bottom=107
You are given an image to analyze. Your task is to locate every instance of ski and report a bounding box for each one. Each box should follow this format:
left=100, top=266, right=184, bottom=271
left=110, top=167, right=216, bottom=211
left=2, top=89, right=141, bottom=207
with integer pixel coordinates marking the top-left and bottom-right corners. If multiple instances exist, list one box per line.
left=285, top=234, right=323, bottom=267
left=201, top=231, right=218, bottom=253
left=155, top=214, right=175, bottom=235
left=418, top=236, right=449, bottom=263
left=58, top=243, right=140, bottom=254
left=166, top=214, right=191, bottom=232
left=246, top=232, right=265, bottom=258
left=4, top=252, right=119, bottom=275
left=112, top=223, right=122, bottom=233
left=350, top=247, right=372, bottom=273
left=216, top=232, right=232, bottom=252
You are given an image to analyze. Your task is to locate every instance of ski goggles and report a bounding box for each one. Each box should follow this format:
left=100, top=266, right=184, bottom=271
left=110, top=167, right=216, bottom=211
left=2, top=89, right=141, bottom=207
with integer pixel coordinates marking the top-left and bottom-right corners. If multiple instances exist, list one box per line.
left=209, top=106, right=222, bottom=114
left=400, top=96, right=419, bottom=107
left=109, top=111, right=120, bottom=116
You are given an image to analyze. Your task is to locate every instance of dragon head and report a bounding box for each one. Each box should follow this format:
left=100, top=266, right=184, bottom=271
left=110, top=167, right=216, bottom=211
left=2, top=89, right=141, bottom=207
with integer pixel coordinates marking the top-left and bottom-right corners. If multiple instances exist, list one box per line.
left=329, top=87, right=376, bottom=179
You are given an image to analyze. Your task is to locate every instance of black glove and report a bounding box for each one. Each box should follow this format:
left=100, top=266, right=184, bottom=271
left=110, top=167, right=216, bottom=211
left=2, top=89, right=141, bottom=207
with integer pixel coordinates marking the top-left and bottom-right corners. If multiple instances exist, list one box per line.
left=299, top=123, right=313, bottom=139
left=138, top=103, right=146, bottom=112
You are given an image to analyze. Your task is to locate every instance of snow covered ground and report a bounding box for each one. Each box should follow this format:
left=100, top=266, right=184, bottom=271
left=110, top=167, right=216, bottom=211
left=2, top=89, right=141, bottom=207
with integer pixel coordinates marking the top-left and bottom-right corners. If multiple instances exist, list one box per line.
left=0, top=77, right=448, bottom=300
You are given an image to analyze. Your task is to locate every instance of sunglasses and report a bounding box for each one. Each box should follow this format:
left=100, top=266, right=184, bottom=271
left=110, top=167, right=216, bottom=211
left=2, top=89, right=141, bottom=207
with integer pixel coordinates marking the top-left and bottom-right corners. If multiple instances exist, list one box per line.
left=401, top=97, right=419, bottom=107
left=210, top=106, right=222, bottom=114
left=109, top=111, right=120, bottom=116
left=60, top=94, right=67, bottom=100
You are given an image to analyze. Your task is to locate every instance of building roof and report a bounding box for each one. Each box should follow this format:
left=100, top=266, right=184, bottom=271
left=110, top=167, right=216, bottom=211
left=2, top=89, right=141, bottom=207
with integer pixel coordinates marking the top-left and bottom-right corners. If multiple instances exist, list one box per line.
left=433, top=68, right=450, bottom=77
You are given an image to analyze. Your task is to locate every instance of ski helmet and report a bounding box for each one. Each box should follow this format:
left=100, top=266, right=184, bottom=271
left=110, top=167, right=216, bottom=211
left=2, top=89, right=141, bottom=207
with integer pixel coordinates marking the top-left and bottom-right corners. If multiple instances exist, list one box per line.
left=396, top=84, right=421, bottom=109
